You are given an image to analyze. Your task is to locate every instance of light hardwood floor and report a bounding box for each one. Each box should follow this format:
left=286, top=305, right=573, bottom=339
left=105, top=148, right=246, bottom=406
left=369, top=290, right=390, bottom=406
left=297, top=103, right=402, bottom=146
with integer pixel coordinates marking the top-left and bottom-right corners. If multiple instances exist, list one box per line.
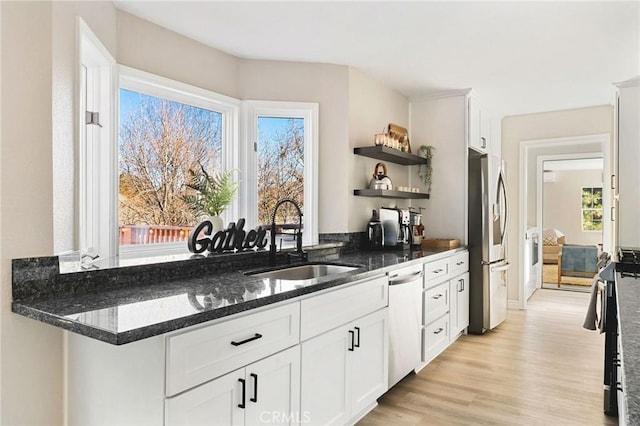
left=359, top=289, right=617, bottom=426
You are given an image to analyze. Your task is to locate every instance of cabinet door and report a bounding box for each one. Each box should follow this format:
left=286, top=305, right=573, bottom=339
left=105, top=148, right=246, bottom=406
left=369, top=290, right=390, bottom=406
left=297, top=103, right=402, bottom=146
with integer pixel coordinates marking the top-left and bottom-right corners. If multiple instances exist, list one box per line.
left=301, top=324, right=351, bottom=426
left=350, top=309, right=389, bottom=416
left=455, top=272, right=470, bottom=333
left=468, top=96, right=484, bottom=153
left=245, top=346, right=301, bottom=426
left=165, top=369, right=244, bottom=426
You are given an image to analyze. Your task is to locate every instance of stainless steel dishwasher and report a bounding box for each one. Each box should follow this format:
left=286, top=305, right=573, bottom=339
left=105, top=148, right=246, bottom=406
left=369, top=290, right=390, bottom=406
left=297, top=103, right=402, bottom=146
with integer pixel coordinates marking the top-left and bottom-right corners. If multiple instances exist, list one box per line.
left=388, top=263, right=424, bottom=388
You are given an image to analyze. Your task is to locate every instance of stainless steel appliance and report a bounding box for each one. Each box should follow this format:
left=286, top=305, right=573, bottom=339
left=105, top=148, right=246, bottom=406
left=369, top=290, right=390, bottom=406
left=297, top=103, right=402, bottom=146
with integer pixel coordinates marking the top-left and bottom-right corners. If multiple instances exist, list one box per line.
left=398, top=208, right=411, bottom=245
left=387, top=264, right=423, bottom=388
left=409, top=210, right=423, bottom=247
left=468, top=151, right=509, bottom=334
left=380, top=207, right=400, bottom=247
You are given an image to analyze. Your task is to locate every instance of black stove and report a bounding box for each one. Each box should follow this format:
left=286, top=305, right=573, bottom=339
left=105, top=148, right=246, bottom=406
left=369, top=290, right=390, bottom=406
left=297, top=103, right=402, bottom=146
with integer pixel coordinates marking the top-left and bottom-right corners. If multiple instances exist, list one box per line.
left=617, top=247, right=640, bottom=277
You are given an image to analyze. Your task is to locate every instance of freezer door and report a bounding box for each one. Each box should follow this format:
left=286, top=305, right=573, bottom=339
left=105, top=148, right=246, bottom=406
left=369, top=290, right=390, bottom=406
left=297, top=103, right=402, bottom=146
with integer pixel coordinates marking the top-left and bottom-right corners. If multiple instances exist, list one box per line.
left=487, top=261, right=509, bottom=330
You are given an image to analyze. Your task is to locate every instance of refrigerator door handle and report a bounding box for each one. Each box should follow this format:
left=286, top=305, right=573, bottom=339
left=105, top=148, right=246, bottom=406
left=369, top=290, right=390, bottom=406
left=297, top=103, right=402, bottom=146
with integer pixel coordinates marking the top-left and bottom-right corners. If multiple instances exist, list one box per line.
left=497, top=169, right=508, bottom=243
left=491, top=262, right=510, bottom=273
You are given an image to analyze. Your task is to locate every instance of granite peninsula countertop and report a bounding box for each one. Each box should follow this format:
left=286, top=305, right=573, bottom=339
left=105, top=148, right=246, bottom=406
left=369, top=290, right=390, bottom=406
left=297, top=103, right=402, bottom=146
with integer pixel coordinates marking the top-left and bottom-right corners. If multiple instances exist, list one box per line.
left=615, top=271, right=640, bottom=425
left=12, top=246, right=464, bottom=345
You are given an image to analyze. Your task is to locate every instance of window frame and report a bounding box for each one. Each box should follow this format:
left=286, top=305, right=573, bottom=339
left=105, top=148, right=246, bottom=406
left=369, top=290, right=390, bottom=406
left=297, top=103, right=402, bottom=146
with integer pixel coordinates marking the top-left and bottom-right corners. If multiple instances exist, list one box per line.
left=581, top=186, right=603, bottom=232
left=243, top=101, right=319, bottom=247
left=116, top=67, right=240, bottom=257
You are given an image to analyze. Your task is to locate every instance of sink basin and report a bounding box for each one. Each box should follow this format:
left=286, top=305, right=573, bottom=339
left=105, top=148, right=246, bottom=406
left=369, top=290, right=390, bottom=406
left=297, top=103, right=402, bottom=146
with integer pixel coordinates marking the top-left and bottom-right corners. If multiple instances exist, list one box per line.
left=249, top=264, right=358, bottom=281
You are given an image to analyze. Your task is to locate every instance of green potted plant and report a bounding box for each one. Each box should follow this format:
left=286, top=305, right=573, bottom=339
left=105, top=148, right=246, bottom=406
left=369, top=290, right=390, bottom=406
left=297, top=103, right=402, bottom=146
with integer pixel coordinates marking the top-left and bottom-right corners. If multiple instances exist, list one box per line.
left=417, top=145, right=435, bottom=194
left=184, top=163, right=239, bottom=231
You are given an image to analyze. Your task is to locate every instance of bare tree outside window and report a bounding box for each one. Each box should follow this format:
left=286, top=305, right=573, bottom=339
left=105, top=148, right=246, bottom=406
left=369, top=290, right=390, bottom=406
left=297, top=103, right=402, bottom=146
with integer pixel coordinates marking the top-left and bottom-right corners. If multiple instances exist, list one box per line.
left=257, top=117, right=304, bottom=227
left=119, top=89, right=222, bottom=244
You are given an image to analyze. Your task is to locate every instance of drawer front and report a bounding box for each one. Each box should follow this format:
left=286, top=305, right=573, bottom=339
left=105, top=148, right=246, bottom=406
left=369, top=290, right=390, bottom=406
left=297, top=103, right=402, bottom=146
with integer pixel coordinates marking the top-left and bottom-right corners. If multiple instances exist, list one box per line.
left=166, top=302, right=300, bottom=396
left=423, top=259, right=450, bottom=286
left=423, top=314, right=450, bottom=364
left=450, top=251, right=469, bottom=277
left=424, top=281, right=449, bottom=325
left=300, top=275, right=388, bottom=341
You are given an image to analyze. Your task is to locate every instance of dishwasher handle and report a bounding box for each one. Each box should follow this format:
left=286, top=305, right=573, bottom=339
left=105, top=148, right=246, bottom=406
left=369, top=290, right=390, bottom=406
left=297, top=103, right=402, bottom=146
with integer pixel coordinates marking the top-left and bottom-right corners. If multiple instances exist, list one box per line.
left=389, top=270, right=424, bottom=285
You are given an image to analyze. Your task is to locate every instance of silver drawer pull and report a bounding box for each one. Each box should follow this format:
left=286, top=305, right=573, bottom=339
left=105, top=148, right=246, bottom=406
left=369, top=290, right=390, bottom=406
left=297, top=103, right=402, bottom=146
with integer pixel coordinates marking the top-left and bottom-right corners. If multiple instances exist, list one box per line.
left=433, top=327, right=444, bottom=335
left=456, top=261, right=465, bottom=266
left=432, top=268, right=444, bottom=274
left=432, top=294, right=443, bottom=300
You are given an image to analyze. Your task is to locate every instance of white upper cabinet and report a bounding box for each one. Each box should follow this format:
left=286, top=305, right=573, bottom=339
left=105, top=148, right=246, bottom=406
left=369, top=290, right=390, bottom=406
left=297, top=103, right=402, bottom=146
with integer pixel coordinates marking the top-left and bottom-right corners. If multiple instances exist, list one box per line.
left=615, top=78, right=640, bottom=249
left=468, top=95, right=494, bottom=154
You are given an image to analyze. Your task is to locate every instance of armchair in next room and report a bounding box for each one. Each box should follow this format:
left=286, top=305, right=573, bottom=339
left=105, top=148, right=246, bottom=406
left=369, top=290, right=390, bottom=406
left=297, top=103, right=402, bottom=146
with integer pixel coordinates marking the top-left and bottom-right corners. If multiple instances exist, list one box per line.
left=558, top=244, right=598, bottom=288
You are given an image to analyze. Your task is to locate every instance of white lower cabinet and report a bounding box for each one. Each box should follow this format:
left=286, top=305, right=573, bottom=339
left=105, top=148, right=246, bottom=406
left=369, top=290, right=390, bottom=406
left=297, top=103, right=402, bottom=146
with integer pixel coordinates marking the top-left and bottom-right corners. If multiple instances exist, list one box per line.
left=450, top=272, right=470, bottom=336
left=301, top=308, right=388, bottom=426
left=166, top=345, right=300, bottom=426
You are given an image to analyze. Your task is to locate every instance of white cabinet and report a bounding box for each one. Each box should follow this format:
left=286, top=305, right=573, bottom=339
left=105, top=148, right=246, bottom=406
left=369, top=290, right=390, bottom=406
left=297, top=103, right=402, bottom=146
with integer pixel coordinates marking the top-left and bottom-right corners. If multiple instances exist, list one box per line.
left=420, top=250, right=470, bottom=365
left=468, top=96, right=490, bottom=154
left=450, top=272, right=470, bottom=335
left=301, top=308, right=388, bottom=425
left=615, top=78, right=640, bottom=250
left=166, top=346, right=300, bottom=426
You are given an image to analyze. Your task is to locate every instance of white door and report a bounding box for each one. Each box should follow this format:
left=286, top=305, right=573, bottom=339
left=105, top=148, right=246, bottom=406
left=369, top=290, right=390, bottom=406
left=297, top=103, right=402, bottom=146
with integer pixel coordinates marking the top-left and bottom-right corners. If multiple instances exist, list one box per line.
left=350, top=309, right=389, bottom=415
left=245, top=346, right=301, bottom=425
left=165, top=369, right=244, bottom=426
left=301, top=324, right=351, bottom=426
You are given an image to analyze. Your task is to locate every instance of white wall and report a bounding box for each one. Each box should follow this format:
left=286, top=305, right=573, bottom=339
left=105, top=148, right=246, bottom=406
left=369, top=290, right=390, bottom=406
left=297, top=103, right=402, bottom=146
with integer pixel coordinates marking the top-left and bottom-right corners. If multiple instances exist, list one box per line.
left=347, top=67, right=410, bottom=232
left=502, top=105, right=613, bottom=305
left=237, top=59, right=350, bottom=234
left=1, top=2, right=61, bottom=424
left=543, top=169, right=603, bottom=246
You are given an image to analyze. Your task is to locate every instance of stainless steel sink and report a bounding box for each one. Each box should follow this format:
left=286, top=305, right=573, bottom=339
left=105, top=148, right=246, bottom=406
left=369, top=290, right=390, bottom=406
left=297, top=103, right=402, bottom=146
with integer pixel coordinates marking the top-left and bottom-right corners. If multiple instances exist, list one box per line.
left=249, top=264, right=358, bottom=281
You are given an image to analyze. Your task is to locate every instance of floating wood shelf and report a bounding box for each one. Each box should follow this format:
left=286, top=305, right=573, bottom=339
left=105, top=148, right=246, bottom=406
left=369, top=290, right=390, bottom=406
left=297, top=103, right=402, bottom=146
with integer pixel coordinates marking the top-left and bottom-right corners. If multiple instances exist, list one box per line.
left=353, top=146, right=428, bottom=166
left=353, top=189, right=430, bottom=199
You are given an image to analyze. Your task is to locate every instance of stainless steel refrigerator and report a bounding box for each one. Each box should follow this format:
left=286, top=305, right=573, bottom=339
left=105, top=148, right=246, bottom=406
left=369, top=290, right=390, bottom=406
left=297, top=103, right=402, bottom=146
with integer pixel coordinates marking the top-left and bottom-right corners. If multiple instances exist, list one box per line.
left=468, top=150, right=509, bottom=334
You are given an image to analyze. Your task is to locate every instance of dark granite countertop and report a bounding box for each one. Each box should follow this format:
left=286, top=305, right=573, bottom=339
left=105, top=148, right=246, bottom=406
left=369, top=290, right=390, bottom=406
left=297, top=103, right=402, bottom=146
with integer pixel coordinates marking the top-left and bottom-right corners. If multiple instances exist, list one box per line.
left=616, top=271, right=640, bottom=425
left=12, top=247, right=463, bottom=345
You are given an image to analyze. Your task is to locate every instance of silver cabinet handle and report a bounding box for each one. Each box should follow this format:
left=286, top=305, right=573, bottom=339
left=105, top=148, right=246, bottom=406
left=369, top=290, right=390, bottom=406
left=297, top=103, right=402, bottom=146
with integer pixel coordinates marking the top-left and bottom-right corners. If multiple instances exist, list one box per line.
left=432, top=268, right=444, bottom=274
left=458, top=279, right=464, bottom=292
left=433, top=327, right=444, bottom=335
left=432, top=294, right=443, bottom=299
left=389, top=270, right=424, bottom=285
left=456, top=261, right=465, bottom=266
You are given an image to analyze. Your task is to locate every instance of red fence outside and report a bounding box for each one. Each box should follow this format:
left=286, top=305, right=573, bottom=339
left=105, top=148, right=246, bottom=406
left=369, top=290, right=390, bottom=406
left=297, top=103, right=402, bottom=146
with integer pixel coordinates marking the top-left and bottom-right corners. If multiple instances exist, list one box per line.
left=119, top=224, right=192, bottom=245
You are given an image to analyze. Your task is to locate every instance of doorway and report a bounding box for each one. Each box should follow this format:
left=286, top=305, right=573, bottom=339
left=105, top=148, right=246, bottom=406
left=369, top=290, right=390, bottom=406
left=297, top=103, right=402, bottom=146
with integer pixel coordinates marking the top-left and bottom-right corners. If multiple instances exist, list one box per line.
left=540, top=158, right=603, bottom=292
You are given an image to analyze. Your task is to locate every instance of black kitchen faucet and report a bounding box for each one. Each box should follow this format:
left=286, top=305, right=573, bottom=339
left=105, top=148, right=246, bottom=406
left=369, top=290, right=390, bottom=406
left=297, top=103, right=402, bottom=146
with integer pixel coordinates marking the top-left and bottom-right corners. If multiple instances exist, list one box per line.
left=269, top=198, right=307, bottom=266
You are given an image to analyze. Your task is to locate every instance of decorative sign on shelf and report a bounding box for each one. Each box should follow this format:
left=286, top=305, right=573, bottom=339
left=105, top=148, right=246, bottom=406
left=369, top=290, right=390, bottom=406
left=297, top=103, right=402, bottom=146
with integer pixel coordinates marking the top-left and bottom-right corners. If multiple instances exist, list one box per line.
left=188, top=218, right=268, bottom=254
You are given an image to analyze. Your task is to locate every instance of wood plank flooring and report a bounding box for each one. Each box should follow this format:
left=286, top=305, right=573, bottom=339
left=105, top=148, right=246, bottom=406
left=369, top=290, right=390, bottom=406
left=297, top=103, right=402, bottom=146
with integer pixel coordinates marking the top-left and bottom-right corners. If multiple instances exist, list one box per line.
left=358, top=289, right=617, bottom=426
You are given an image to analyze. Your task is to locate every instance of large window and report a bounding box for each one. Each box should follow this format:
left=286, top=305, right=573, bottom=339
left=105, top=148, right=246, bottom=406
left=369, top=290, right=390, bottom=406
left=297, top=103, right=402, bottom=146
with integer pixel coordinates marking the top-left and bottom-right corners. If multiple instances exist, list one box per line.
left=581, top=187, right=603, bottom=231
left=116, top=67, right=239, bottom=255
left=118, top=88, right=223, bottom=246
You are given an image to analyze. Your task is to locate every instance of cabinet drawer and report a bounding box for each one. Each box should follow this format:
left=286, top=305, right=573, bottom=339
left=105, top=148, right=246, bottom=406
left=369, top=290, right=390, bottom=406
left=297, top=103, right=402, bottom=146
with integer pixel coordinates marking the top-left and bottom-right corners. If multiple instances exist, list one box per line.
left=166, top=303, right=300, bottom=396
left=300, top=275, right=388, bottom=341
left=423, top=314, right=449, bottom=364
left=450, top=251, right=469, bottom=277
left=423, top=259, right=449, bottom=286
left=423, top=281, right=449, bottom=325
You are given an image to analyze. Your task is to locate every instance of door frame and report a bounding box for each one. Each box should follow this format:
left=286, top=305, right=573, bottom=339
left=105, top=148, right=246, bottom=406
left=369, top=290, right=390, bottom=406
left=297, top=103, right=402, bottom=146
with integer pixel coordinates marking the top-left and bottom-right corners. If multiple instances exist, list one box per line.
left=517, top=133, right=610, bottom=309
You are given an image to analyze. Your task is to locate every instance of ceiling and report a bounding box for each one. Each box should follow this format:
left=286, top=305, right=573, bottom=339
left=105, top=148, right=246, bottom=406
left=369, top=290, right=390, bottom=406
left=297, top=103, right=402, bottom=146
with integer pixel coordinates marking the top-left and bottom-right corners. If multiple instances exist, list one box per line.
left=113, top=1, right=640, bottom=118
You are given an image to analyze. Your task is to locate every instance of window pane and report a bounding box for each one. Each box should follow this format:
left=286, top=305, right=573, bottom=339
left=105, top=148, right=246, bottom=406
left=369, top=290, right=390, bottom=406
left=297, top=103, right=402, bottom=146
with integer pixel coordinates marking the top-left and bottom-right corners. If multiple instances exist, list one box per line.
left=118, top=89, right=222, bottom=245
left=257, top=117, right=304, bottom=227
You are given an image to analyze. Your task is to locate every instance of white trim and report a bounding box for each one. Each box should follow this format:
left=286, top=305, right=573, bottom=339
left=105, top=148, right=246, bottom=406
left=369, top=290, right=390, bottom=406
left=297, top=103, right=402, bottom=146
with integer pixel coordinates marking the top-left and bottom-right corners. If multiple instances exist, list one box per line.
left=519, top=133, right=610, bottom=309
left=508, top=300, right=522, bottom=310
left=78, top=17, right=117, bottom=259
left=614, top=77, right=640, bottom=89
left=243, top=100, right=319, bottom=246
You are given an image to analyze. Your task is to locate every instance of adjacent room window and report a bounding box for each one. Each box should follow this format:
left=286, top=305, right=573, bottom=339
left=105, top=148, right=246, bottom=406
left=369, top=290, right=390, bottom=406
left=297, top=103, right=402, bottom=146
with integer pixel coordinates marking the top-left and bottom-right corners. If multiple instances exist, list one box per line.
left=581, top=187, right=603, bottom=231
left=118, top=67, right=239, bottom=254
